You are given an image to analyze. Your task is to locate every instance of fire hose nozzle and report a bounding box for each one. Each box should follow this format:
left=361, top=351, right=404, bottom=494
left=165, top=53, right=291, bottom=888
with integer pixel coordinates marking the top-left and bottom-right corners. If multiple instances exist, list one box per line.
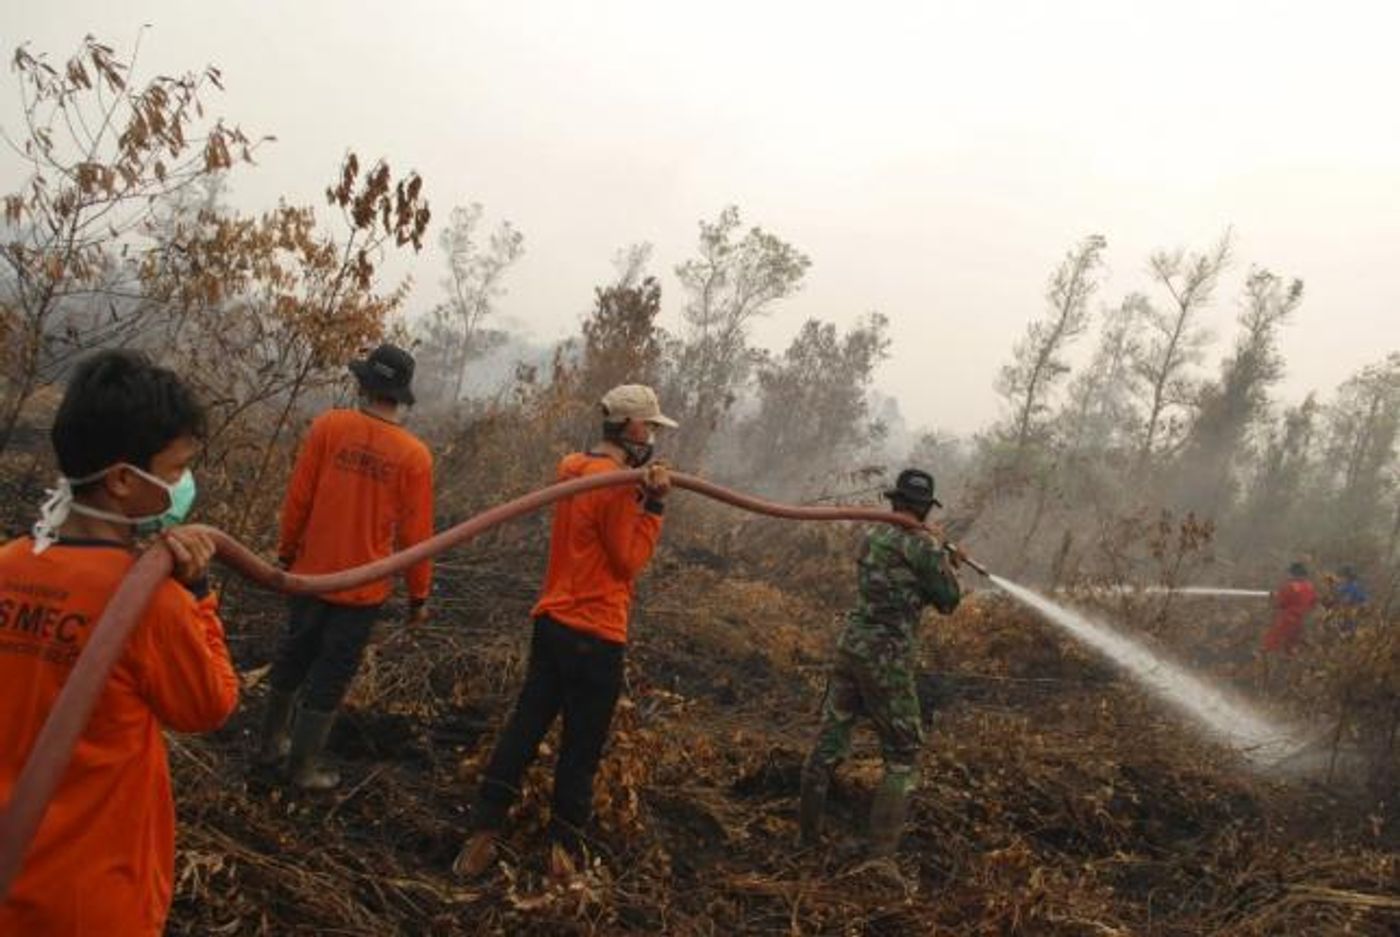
left=945, top=542, right=991, bottom=578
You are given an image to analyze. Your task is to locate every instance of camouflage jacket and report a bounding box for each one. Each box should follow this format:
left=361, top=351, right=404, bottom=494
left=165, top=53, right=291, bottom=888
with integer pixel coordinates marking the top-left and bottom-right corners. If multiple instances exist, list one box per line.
left=837, top=524, right=962, bottom=662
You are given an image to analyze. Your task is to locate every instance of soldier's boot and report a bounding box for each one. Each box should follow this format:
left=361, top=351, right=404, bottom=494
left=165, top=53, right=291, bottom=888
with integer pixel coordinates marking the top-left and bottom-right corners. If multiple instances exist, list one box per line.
left=798, top=761, right=832, bottom=847
left=867, top=768, right=913, bottom=858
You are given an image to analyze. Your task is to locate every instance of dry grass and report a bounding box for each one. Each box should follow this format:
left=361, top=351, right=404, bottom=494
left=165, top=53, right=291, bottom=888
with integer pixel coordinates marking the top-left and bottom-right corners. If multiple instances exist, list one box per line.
left=167, top=551, right=1399, bottom=936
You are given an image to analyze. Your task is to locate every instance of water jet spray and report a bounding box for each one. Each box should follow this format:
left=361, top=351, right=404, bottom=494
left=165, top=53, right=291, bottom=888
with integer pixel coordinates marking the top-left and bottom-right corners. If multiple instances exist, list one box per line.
left=935, top=548, right=1309, bottom=769
left=984, top=576, right=1309, bottom=769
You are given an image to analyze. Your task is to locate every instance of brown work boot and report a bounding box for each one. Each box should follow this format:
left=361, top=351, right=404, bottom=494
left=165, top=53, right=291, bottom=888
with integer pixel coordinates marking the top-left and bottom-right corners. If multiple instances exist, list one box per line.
left=548, top=842, right=578, bottom=881
left=847, top=856, right=919, bottom=896
left=453, top=831, right=499, bottom=879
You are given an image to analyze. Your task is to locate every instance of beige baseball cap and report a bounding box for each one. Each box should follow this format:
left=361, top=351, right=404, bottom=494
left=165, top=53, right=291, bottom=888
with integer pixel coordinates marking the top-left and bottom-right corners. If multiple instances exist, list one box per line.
left=600, top=384, right=679, bottom=428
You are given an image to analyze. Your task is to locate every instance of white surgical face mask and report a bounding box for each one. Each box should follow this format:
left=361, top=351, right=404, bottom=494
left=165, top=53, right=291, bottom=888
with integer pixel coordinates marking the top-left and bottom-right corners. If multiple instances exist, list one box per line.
left=31, top=464, right=197, bottom=553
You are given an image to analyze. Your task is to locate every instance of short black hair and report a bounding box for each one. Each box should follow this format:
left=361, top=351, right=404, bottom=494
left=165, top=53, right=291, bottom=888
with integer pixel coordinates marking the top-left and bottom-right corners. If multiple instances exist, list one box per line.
left=51, top=349, right=207, bottom=481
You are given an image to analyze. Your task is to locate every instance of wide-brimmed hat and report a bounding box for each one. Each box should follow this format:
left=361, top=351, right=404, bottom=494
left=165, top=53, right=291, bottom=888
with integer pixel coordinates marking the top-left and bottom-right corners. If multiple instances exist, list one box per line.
left=884, top=468, right=942, bottom=508
left=349, top=343, right=416, bottom=405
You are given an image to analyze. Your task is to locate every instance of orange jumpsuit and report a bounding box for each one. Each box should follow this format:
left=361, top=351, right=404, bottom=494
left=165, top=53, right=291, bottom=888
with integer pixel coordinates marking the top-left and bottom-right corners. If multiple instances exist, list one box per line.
left=1262, top=578, right=1317, bottom=654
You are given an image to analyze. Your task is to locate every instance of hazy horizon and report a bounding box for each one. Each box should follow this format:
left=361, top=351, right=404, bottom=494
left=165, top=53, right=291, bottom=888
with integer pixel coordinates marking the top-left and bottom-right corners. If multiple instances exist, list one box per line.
left=5, top=0, right=1397, bottom=434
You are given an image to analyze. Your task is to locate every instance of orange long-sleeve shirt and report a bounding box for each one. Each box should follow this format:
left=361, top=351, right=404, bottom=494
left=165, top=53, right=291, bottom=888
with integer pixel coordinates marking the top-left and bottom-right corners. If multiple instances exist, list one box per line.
left=0, top=538, right=238, bottom=936
left=277, top=409, right=434, bottom=606
left=531, top=453, right=665, bottom=644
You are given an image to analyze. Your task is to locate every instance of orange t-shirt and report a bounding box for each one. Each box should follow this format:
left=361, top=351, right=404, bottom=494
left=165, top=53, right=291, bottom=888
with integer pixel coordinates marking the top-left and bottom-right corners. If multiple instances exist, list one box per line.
left=531, top=453, right=665, bottom=644
left=277, top=409, right=434, bottom=606
left=0, top=538, right=238, bottom=936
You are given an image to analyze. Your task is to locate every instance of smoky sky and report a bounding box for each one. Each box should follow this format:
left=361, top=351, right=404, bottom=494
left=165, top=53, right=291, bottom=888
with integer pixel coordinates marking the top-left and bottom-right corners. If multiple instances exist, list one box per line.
left=5, top=0, right=1398, bottom=434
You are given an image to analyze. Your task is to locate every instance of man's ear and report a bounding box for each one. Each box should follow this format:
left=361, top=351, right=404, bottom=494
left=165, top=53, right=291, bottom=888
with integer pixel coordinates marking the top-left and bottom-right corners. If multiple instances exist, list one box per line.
left=103, top=464, right=138, bottom=500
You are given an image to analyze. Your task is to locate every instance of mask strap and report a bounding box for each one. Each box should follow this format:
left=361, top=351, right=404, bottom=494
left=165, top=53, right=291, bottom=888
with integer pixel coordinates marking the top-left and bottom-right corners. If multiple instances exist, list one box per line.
left=31, top=467, right=112, bottom=554
left=30, top=464, right=169, bottom=554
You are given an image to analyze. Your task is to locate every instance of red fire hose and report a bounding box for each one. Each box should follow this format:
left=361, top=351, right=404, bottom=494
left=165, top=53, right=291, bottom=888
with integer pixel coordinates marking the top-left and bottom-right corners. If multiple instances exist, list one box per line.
left=0, top=469, right=927, bottom=899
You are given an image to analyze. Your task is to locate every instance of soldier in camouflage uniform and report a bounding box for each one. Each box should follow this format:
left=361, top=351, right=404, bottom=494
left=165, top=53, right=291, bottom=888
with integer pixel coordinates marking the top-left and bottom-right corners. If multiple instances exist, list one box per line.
left=800, top=468, right=962, bottom=857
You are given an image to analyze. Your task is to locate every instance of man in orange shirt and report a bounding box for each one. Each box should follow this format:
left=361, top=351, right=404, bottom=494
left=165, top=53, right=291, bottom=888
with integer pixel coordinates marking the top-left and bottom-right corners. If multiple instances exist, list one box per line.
left=258, top=343, right=434, bottom=791
left=0, top=350, right=238, bottom=935
left=260, top=340, right=434, bottom=784
left=1262, top=561, right=1318, bottom=655
left=454, top=384, right=676, bottom=877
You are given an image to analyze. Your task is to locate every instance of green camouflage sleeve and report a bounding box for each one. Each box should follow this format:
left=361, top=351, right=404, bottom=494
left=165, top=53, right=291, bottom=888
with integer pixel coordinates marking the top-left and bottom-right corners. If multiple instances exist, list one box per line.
left=905, top=533, right=962, bottom=614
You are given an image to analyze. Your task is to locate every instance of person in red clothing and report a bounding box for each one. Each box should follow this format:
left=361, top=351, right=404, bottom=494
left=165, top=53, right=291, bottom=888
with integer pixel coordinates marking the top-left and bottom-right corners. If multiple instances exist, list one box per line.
left=1262, top=561, right=1318, bottom=655
left=0, top=350, right=238, bottom=936
left=257, top=343, right=434, bottom=790
left=454, top=384, right=677, bottom=878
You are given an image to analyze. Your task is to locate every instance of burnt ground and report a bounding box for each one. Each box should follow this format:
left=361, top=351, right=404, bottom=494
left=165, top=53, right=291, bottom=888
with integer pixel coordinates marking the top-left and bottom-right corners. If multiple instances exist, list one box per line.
left=164, top=552, right=1399, bottom=936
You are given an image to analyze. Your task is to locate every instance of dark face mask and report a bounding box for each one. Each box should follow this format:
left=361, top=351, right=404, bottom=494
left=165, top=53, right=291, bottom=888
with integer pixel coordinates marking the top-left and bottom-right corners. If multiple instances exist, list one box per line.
left=603, top=421, right=656, bottom=467
left=619, top=438, right=655, bottom=468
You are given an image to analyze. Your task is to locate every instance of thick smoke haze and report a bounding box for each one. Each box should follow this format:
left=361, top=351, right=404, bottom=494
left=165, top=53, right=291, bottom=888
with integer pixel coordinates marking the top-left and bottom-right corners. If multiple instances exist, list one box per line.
left=5, top=0, right=1398, bottom=433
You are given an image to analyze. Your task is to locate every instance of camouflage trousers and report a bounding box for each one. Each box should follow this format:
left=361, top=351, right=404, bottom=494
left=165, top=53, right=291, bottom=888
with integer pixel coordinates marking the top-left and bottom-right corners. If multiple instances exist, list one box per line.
left=803, top=648, right=923, bottom=795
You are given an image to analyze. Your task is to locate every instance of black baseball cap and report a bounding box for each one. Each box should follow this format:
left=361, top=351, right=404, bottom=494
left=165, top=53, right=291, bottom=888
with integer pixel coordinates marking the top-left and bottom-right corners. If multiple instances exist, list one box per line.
left=349, top=343, right=416, bottom=405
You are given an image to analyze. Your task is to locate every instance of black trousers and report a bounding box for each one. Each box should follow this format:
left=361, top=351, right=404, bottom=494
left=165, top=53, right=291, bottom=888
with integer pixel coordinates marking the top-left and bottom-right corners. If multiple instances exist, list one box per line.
left=476, top=616, right=625, bottom=849
left=268, top=596, right=381, bottom=711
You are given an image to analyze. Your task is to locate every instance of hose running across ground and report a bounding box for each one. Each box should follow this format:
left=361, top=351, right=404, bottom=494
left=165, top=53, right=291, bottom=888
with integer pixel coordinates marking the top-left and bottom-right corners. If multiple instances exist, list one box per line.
left=0, top=469, right=926, bottom=899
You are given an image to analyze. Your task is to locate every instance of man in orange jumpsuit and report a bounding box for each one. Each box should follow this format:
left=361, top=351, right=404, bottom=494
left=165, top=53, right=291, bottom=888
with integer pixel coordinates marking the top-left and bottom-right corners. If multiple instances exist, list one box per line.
left=0, top=349, right=238, bottom=935
left=1262, top=561, right=1317, bottom=654
left=258, top=343, right=434, bottom=790
left=454, top=384, right=677, bottom=877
